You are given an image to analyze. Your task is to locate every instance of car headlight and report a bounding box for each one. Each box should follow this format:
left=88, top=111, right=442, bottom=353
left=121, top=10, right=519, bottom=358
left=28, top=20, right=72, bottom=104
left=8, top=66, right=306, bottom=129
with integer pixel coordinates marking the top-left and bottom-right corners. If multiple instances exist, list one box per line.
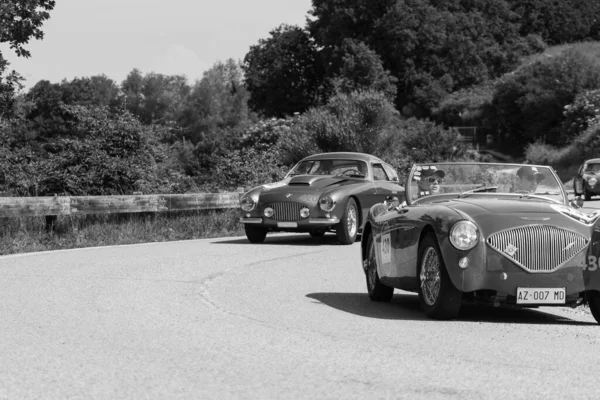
left=240, top=196, right=256, bottom=212
left=589, top=178, right=597, bottom=186
left=450, top=221, right=479, bottom=250
left=319, top=196, right=336, bottom=212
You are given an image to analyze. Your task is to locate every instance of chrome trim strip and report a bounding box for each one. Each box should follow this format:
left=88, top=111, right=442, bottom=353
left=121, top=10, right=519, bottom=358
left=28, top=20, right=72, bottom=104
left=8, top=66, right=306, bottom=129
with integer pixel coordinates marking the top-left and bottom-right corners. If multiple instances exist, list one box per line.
left=308, top=218, right=340, bottom=225
left=240, top=218, right=263, bottom=224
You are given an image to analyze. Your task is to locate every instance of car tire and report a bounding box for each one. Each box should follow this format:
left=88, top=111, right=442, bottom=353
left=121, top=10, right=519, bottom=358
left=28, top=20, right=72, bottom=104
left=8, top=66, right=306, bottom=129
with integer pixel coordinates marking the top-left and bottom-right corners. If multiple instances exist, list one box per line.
left=336, top=198, right=359, bottom=245
left=584, top=186, right=592, bottom=201
left=586, top=291, right=600, bottom=324
left=309, top=230, right=326, bottom=237
left=244, top=224, right=267, bottom=243
left=364, top=233, right=394, bottom=302
left=417, top=233, right=462, bottom=320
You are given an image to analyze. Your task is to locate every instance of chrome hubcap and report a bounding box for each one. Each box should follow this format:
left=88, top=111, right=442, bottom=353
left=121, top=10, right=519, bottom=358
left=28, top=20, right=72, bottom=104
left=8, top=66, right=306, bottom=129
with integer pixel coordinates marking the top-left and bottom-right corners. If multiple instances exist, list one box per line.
left=420, top=246, right=441, bottom=306
left=347, top=205, right=357, bottom=237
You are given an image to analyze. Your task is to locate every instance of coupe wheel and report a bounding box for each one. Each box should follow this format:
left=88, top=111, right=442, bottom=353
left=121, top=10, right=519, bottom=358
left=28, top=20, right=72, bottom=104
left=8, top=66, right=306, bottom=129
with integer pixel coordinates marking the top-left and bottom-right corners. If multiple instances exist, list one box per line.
left=336, top=198, right=358, bottom=245
left=364, top=233, right=394, bottom=302
left=586, top=291, right=600, bottom=324
left=244, top=224, right=267, bottom=243
left=417, top=234, right=462, bottom=320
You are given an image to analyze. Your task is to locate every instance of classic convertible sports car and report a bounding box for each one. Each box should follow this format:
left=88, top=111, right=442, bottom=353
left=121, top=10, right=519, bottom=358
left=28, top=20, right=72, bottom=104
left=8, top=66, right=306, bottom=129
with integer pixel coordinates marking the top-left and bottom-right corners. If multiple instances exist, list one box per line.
left=239, top=152, right=404, bottom=244
left=361, top=161, right=600, bottom=323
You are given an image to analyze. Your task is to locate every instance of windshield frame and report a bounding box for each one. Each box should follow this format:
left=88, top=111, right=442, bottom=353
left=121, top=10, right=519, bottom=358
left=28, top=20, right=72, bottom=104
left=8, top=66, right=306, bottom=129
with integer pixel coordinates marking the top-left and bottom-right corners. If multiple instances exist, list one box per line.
left=405, top=162, right=568, bottom=206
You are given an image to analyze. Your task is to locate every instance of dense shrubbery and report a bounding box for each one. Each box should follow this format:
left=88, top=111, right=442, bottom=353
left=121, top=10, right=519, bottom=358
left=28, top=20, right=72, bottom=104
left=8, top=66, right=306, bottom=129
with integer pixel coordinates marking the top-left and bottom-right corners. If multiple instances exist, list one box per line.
left=525, top=122, right=600, bottom=181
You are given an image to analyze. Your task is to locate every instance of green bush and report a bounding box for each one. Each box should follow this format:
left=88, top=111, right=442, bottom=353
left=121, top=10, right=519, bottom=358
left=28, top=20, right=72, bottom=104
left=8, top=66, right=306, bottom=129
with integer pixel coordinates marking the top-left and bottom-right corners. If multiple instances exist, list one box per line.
left=378, top=118, right=473, bottom=182
left=560, top=89, right=600, bottom=143
left=489, top=48, right=600, bottom=148
left=276, top=90, right=399, bottom=165
left=525, top=122, right=600, bottom=181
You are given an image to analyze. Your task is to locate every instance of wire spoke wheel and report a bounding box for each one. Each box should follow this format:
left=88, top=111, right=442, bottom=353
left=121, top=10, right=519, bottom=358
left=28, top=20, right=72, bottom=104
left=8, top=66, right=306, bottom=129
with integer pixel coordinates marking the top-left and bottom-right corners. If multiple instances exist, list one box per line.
left=420, top=247, right=441, bottom=306
left=347, top=205, right=357, bottom=238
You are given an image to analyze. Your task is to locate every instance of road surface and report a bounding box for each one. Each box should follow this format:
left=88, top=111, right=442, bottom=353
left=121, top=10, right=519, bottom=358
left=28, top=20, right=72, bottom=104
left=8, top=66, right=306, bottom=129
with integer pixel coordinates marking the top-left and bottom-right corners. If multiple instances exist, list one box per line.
left=2, top=199, right=600, bottom=398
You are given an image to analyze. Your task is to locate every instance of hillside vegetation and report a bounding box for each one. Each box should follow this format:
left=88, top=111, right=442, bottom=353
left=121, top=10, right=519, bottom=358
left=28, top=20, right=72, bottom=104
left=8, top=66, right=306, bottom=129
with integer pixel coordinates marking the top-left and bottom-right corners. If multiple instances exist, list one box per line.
left=2, top=0, right=600, bottom=252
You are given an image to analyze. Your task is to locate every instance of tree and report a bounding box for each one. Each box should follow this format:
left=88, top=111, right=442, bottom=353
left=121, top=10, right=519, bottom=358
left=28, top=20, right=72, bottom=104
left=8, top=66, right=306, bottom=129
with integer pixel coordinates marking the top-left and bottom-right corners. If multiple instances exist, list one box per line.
left=243, top=24, right=325, bottom=118
left=330, top=39, right=397, bottom=100
left=508, top=0, right=600, bottom=45
left=0, top=0, right=56, bottom=115
left=308, top=0, right=537, bottom=117
left=183, top=59, right=252, bottom=140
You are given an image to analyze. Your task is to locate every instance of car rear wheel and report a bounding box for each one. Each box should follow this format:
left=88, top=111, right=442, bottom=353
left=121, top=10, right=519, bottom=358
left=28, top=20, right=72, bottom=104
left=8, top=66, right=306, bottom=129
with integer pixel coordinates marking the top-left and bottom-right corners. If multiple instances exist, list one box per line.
left=336, top=198, right=358, bottom=245
left=586, top=291, right=600, bottom=324
left=244, top=225, right=267, bottom=243
left=364, top=233, right=394, bottom=302
left=417, top=233, right=462, bottom=320
left=309, top=229, right=326, bottom=237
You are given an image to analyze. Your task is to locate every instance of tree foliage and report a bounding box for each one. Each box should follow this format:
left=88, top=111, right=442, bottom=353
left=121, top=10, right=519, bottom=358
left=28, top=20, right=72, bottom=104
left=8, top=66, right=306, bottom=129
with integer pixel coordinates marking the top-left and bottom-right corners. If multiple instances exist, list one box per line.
left=0, top=0, right=55, bottom=115
left=508, top=0, right=600, bottom=45
left=243, top=24, right=325, bottom=118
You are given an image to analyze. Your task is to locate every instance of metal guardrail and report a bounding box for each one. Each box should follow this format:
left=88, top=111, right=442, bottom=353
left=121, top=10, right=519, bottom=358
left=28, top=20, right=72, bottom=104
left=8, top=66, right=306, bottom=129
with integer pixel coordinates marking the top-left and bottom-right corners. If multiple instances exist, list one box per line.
left=0, top=192, right=243, bottom=218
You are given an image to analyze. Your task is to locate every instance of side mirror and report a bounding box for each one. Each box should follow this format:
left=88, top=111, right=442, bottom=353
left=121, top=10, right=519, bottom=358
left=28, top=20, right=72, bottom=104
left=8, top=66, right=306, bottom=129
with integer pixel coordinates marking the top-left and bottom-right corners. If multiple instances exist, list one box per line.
left=570, top=196, right=584, bottom=209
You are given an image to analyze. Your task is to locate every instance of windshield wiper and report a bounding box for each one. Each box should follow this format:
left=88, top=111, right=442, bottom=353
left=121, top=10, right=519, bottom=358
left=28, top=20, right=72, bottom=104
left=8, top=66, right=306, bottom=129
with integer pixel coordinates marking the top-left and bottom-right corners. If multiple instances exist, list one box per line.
left=458, top=186, right=498, bottom=198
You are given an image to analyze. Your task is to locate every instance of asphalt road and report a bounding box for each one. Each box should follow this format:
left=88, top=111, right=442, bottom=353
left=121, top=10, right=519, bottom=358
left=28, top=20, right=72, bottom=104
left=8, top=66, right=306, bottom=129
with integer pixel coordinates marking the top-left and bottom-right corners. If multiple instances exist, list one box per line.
left=2, top=199, right=600, bottom=399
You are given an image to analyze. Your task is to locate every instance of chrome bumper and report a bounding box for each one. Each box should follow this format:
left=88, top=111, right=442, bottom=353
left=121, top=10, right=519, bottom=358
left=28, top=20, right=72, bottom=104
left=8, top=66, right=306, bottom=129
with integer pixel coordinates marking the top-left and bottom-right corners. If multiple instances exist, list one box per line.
left=239, top=217, right=340, bottom=225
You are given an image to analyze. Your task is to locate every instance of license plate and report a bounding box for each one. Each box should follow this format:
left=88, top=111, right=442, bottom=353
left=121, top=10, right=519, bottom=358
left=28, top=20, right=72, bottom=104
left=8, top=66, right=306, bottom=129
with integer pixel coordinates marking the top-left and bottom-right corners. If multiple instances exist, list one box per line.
left=277, top=222, right=297, bottom=228
left=516, top=287, right=566, bottom=304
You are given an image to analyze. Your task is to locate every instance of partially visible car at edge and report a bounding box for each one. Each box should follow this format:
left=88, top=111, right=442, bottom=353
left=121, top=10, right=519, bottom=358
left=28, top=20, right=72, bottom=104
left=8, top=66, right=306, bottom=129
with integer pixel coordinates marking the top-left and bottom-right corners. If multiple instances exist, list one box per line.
left=360, top=161, right=600, bottom=323
left=239, top=152, right=404, bottom=244
left=573, top=158, right=600, bottom=200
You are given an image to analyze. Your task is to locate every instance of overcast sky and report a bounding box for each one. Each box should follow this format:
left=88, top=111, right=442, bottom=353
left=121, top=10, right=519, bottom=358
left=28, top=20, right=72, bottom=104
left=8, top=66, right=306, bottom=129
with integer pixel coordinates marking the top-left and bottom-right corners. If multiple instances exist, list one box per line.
left=2, top=0, right=312, bottom=89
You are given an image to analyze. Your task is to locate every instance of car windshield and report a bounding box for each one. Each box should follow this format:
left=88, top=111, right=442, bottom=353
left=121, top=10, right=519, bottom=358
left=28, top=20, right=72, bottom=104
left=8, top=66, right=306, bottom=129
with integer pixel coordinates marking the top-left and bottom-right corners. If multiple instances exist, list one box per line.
left=407, top=162, right=566, bottom=204
left=286, top=159, right=368, bottom=178
left=585, top=163, right=600, bottom=172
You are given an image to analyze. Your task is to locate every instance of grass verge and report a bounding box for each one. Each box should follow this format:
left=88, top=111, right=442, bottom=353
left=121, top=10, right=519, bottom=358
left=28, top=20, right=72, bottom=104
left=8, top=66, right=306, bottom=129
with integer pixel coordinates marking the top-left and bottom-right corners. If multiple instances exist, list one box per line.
left=0, top=209, right=244, bottom=256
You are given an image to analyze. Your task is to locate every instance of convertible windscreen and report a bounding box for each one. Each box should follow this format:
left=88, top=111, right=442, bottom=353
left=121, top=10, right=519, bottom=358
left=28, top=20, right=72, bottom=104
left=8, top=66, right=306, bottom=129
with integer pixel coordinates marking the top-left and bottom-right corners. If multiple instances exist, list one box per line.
left=407, top=163, right=565, bottom=203
left=287, top=159, right=368, bottom=177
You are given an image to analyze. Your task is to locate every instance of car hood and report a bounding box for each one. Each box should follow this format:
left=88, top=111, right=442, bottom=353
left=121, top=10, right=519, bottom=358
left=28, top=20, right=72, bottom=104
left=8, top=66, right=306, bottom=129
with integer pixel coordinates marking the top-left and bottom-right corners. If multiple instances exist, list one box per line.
left=254, top=175, right=362, bottom=204
left=438, top=198, right=595, bottom=236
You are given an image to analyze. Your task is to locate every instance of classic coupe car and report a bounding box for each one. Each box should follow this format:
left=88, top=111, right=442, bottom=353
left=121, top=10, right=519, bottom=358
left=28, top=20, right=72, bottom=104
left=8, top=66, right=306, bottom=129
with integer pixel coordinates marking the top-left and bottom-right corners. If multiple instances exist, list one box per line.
left=239, top=152, right=404, bottom=244
left=361, top=161, right=600, bottom=323
left=573, top=158, right=600, bottom=200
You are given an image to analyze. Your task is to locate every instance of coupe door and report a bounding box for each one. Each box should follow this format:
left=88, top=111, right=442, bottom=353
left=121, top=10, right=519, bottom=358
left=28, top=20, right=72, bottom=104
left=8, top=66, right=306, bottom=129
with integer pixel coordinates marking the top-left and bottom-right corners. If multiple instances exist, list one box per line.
left=372, top=163, right=404, bottom=200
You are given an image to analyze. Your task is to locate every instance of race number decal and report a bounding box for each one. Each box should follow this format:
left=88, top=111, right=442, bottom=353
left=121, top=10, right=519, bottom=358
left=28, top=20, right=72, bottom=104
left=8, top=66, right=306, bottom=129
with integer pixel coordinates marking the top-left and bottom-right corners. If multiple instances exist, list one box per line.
left=381, top=233, right=391, bottom=265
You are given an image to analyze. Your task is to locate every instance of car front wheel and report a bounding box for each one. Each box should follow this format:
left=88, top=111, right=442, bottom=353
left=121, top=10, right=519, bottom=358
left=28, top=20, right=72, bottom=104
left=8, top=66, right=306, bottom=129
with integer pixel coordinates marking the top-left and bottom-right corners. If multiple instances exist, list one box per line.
left=336, top=198, right=358, bottom=244
left=363, top=233, right=394, bottom=301
left=586, top=291, right=600, bottom=324
left=244, top=224, right=267, bottom=243
left=417, top=233, right=462, bottom=320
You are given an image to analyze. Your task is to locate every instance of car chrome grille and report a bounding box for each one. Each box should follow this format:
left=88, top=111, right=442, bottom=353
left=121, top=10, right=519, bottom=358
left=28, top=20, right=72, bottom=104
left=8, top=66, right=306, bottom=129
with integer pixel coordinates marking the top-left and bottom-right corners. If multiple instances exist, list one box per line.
left=487, top=225, right=589, bottom=272
left=267, top=202, right=306, bottom=221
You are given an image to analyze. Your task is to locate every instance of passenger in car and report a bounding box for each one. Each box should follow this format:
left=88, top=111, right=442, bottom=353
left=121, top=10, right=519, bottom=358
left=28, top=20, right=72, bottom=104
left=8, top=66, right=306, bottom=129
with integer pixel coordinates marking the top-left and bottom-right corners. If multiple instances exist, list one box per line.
left=513, top=166, right=545, bottom=193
